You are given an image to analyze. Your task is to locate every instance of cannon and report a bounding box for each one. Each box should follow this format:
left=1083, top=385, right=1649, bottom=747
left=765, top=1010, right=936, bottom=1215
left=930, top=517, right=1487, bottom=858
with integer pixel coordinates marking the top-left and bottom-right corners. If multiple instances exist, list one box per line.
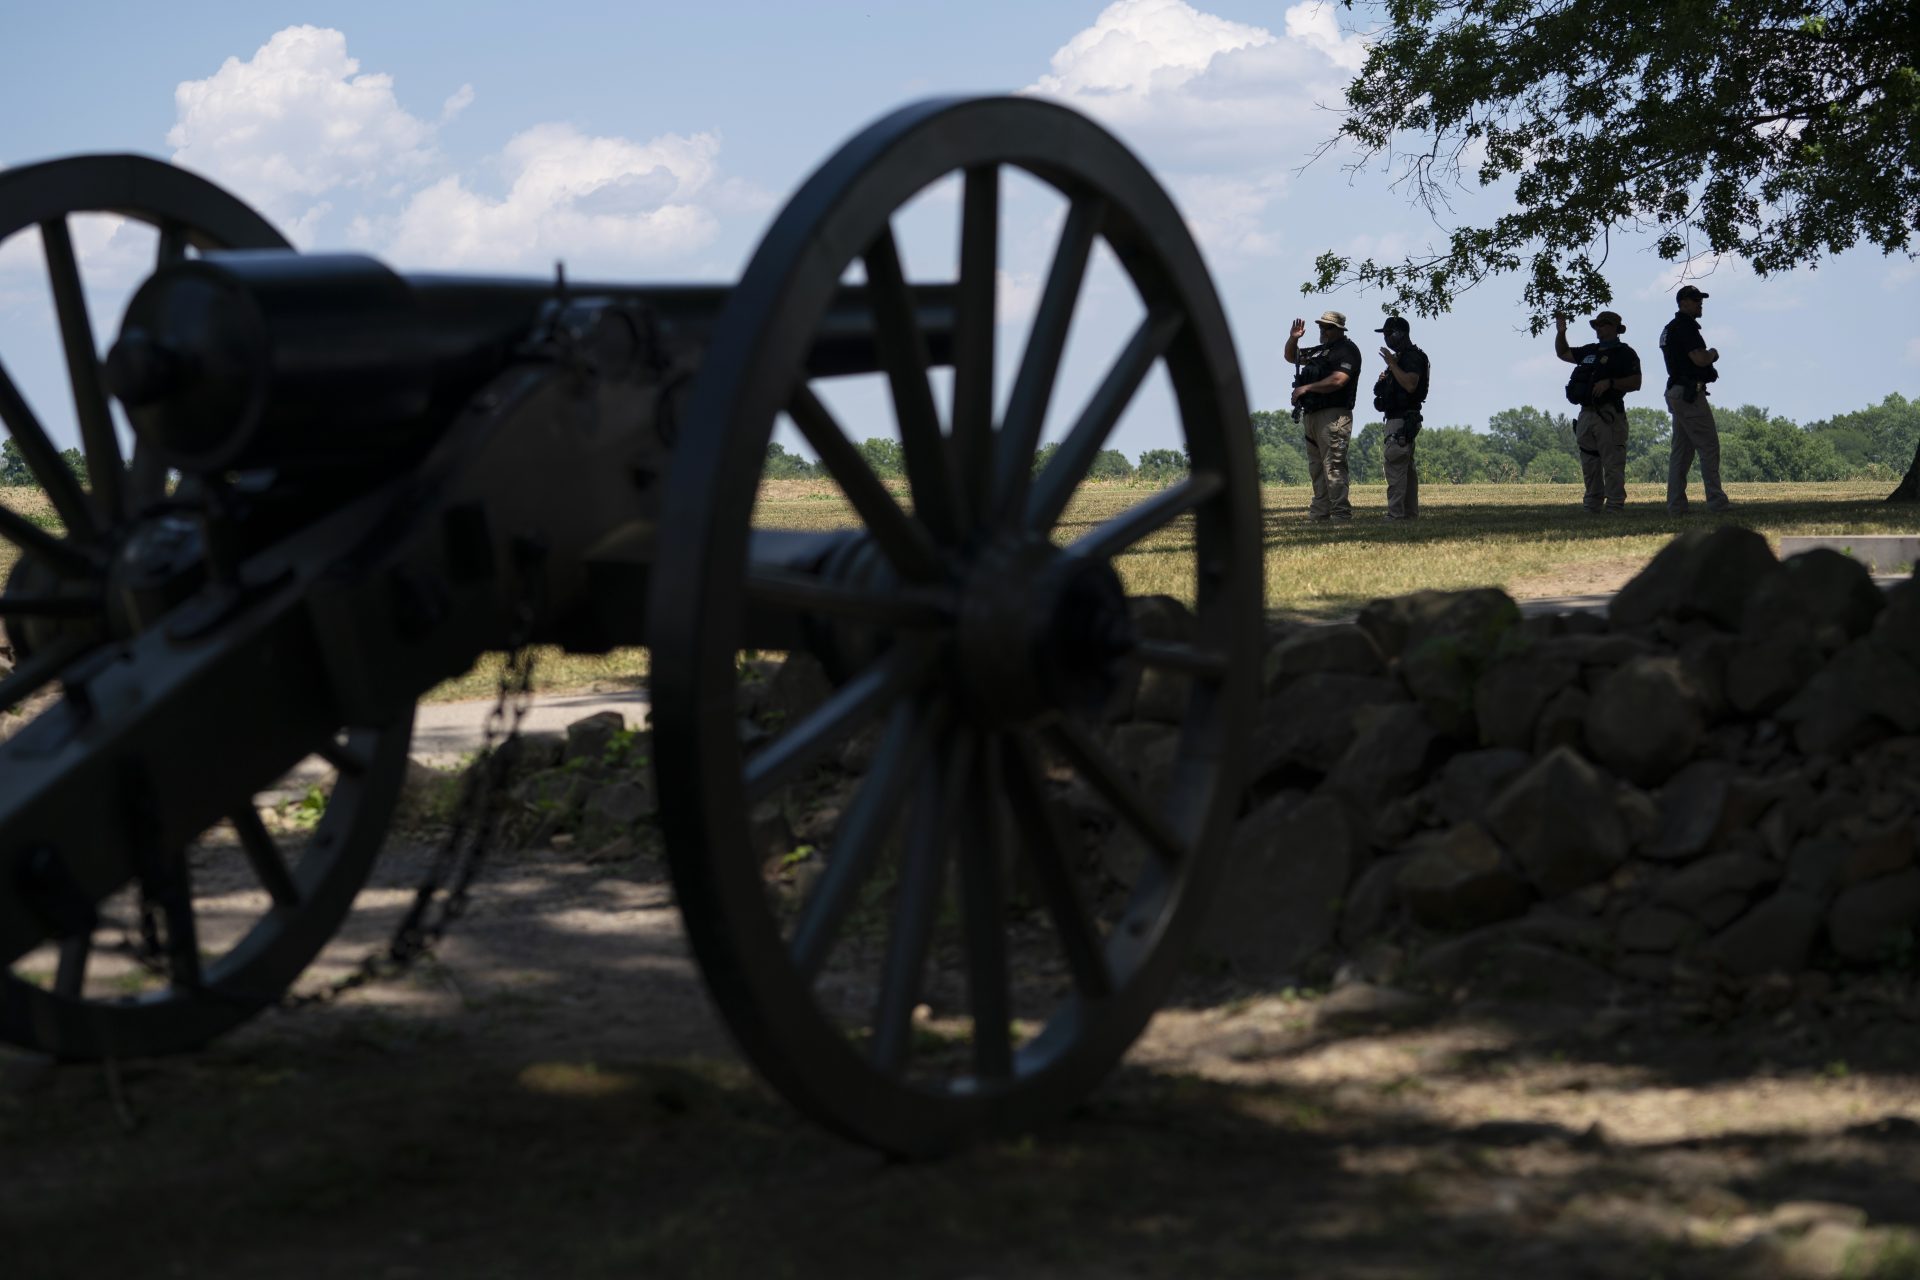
left=0, top=97, right=1261, bottom=1155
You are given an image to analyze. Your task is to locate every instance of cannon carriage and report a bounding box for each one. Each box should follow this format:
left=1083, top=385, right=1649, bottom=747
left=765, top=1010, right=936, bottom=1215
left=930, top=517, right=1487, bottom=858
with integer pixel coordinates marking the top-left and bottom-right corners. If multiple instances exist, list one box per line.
left=0, top=96, right=1262, bottom=1155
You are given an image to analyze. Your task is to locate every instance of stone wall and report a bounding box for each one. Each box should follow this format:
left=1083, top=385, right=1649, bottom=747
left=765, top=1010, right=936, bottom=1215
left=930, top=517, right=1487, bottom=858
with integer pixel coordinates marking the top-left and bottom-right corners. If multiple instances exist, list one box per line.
left=1200, top=528, right=1920, bottom=1006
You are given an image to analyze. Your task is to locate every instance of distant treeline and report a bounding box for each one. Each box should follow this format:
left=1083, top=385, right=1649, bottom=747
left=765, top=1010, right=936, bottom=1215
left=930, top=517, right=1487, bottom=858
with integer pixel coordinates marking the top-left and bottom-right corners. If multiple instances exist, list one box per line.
left=16, top=396, right=1904, bottom=492
left=758, top=393, right=1919, bottom=487
left=1261, top=394, right=1919, bottom=486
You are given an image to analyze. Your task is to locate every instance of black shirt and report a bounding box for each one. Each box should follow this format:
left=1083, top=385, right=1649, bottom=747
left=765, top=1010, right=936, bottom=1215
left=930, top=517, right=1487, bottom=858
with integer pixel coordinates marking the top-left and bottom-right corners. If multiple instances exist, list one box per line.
left=1300, top=336, right=1364, bottom=410
left=1568, top=341, right=1640, bottom=410
left=1378, top=343, right=1430, bottom=414
left=1659, top=313, right=1710, bottom=386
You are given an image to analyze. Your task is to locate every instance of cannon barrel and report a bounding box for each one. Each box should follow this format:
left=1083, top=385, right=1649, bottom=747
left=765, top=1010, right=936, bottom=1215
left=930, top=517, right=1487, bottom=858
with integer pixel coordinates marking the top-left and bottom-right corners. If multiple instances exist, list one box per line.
left=108, top=250, right=957, bottom=473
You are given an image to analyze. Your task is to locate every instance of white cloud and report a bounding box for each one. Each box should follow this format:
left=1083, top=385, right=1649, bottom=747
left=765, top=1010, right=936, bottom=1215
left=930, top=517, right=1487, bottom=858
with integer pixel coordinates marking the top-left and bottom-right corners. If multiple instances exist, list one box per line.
left=374, top=124, right=733, bottom=272
left=1024, top=0, right=1365, bottom=166
left=1165, top=171, right=1289, bottom=261
left=441, top=84, right=476, bottom=123
left=167, top=26, right=437, bottom=238
left=156, top=26, right=765, bottom=274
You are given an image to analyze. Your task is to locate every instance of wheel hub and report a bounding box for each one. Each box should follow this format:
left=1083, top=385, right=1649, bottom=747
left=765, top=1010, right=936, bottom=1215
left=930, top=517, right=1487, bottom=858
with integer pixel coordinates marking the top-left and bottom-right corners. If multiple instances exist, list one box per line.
left=954, top=536, right=1134, bottom=726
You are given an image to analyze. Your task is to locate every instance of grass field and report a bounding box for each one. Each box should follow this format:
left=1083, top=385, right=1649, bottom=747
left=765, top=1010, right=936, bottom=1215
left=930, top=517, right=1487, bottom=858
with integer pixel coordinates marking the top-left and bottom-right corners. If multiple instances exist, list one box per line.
left=5, top=477, right=1911, bottom=702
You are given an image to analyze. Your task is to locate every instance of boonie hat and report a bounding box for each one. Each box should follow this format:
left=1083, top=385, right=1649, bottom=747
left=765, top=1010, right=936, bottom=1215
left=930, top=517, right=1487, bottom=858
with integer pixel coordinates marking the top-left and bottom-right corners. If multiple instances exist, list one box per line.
left=1375, top=316, right=1410, bottom=334
left=1591, top=311, right=1626, bottom=331
left=1676, top=285, right=1709, bottom=301
left=1316, top=310, right=1347, bottom=330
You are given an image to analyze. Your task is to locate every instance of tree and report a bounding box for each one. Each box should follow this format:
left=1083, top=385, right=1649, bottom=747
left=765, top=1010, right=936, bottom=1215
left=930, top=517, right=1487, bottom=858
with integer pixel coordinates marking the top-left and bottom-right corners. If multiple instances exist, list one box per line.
left=1349, top=422, right=1386, bottom=484
left=0, top=438, right=29, bottom=486
left=1485, top=406, right=1575, bottom=475
left=1717, top=405, right=1847, bottom=481
left=764, top=442, right=816, bottom=479
left=1416, top=425, right=1496, bottom=482
left=1807, top=393, right=1920, bottom=477
left=1257, top=442, right=1310, bottom=485
left=856, top=436, right=905, bottom=478
left=1086, top=448, right=1134, bottom=481
left=1625, top=408, right=1675, bottom=482
left=1136, top=448, right=1189, bottom=482
left=1, top=437, right=87, bottom=488
left=1524, top=451, right=1582, bottom=484
left=1312, top=0, right=1920, bottom=497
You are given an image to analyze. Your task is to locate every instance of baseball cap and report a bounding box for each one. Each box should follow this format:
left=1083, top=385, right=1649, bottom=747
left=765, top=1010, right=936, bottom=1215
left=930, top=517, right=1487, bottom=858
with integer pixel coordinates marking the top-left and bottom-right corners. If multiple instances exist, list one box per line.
left=1375, top=316, right=1410, bottom=334
left=1316, top=310, right=1347, bottom=329
left=1591, top=311, right=1626, bottom=331
left=1676, top=285, right=1709, bottom=301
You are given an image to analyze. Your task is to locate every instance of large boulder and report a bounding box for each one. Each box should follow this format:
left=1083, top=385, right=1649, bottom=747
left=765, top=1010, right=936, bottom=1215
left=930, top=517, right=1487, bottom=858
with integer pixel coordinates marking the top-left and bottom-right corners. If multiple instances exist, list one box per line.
left=1356, top=587, right=1520, bottom=661
left=1248, top=673, right=1407, bottom=781
left=1430, top=747, right=1532, bottom=826
left=1474, top=653, right=1581, bottom=751
left=1583, top=656, right=1707, bottom=786
left=1485, top=746, right=1631, bottom=896
left=1199, top=793, right=1363, bottom=978
left=1742, top=547, right=1886, bottom=651
left=1323, top=702, right=1443, bottom=812
left=1706, top=888, right=1827, bottom=976
left=1642, top=760, right=1734, bottom=861
left=1263, top=623, right=1386, bottom=690
left=1827, top=869, right=1920, bottom=964
left=1608, top=527, right=1782, bottom=631
left=1395, top=822, right=1530, bottom=930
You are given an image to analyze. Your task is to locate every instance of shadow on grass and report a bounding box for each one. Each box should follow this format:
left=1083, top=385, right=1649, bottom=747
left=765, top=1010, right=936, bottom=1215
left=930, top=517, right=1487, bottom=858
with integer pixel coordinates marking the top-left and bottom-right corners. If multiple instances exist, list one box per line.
left=4, top=852, right=1919, bottom=1280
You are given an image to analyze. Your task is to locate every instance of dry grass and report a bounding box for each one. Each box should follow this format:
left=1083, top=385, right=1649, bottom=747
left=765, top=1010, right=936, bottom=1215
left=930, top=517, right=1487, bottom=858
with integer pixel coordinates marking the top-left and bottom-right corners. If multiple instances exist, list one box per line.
left=6, top=478, right=1911, bottom=701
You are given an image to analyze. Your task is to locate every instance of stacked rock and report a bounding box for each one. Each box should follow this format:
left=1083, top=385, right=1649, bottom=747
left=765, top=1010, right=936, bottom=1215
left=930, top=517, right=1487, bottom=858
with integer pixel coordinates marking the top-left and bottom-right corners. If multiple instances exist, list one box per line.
left=1201, top=527, right=1920, bottom=1000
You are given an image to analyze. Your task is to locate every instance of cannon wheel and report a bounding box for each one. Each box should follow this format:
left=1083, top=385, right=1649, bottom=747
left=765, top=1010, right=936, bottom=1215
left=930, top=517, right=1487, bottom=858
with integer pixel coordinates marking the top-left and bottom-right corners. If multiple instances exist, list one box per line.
left=650, top=97, right=1262, bottom=1155
left=0, top=156, right=414, bottom=1058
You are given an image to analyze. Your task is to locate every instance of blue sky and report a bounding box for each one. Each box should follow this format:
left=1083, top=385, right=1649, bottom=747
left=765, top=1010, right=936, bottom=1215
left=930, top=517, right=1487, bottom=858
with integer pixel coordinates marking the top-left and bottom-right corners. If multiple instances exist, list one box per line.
left=3, top=1, right=1915, bottom=466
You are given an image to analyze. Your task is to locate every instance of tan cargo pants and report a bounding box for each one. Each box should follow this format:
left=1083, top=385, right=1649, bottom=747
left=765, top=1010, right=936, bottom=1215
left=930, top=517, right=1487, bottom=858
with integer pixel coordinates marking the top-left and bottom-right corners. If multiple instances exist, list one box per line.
left=1383, top=419, right=1419, bottom=519
left=1303, top=406, right=1353, bottom=520
left=1666, top=384, right=1729, bottom=512
left=1574, top=403, right=1628, bottom=512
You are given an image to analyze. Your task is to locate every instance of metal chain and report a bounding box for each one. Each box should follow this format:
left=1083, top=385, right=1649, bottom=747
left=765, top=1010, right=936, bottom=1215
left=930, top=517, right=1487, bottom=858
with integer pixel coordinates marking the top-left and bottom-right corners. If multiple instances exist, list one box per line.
left=281, top=610, right=540, bottom=1010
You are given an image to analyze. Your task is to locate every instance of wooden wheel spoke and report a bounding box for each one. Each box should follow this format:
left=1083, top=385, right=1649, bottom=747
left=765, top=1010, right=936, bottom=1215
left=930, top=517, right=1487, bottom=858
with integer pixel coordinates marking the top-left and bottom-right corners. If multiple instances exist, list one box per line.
left=230, top=806, right=301, bottom=910
left=993, top=196, right=1104, bottom=524
left=0, top=504, right=96, bottom=580
left=1045, top=719, right=1189, bottom=869
left=1068, top=470, right=1224, bottom=562
left=153, top=858, right=203, bottom=990
left=314, top=735, right=368, bottom=778
left=789, top=698, right=945, bottom=981
left=0, top=353, right=96, bottom=540
left=41, top=217, right=124, bottom=520
left=54, top=934, right=91, bottom=999
left=0, top=634, right=88, bottom=711
left=863, top=226, right=961, bottom=542
left=787, top=385, right=944, bottom=581
left=156, top=220, right=189, bottom=268
left=959, top=734, right=1013, bottom=1080
left=1002, top=733, right=1112, bottom=1001
left=0, top=592, right=103, bottom=620
left=1028, top=309, right=1183, bottom=533
left=871, top=730, right=970, bottom=1075
left=1132, top=637, right=1228, bottom=679
left=744, top=564, right=955, bottom=629
left=746, top=642, right=934, bottom=802
left=950, top=164, right=999, bottom=518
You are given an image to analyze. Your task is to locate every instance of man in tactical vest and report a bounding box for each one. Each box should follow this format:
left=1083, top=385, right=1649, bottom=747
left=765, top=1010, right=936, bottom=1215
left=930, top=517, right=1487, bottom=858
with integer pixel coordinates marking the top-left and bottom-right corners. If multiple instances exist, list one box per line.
left=1373, top=316, right=1430, bottom=520
left=1555, top=310, right=1642, bottom=512
left=1285, top=309, right=1364, bottom=521
left=1660, top=284, right=1729, bottom=513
